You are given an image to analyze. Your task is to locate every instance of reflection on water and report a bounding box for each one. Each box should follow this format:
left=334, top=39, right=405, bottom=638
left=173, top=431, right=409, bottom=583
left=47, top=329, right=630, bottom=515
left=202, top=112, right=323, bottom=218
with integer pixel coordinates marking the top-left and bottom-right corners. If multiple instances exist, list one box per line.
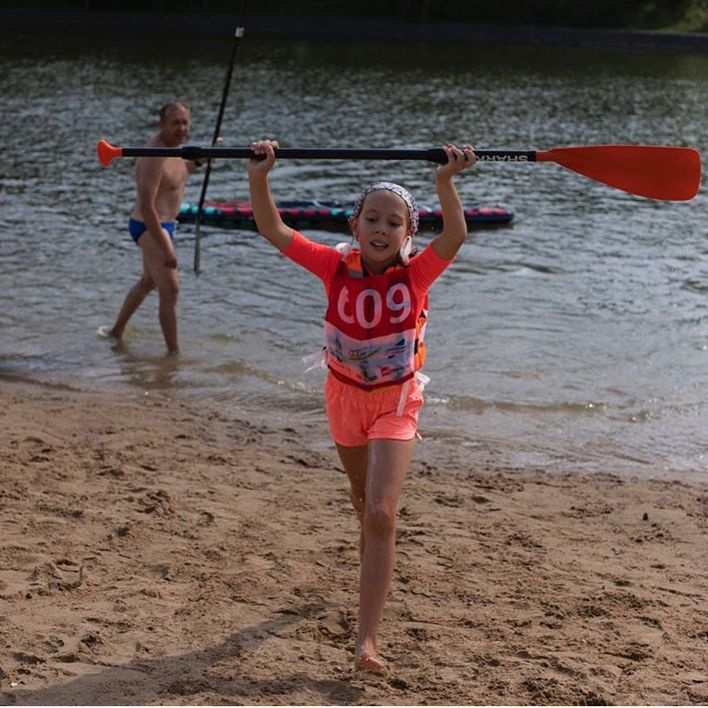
left=0, top=32, right=706, bottom=480
left=99, top=340, right=184, bottom=392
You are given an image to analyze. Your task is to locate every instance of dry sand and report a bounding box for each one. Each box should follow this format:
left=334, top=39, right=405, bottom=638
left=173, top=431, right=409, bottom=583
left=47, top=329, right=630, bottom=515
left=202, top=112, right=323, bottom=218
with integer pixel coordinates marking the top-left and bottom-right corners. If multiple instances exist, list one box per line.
left=0, top=381, right=706, bottom=705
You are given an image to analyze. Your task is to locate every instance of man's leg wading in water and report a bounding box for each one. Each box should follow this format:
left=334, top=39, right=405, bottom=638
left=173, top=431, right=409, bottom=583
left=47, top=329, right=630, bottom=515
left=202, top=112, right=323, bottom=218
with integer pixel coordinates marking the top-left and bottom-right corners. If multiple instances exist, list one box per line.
left=109, top=228, right=179, bottom=354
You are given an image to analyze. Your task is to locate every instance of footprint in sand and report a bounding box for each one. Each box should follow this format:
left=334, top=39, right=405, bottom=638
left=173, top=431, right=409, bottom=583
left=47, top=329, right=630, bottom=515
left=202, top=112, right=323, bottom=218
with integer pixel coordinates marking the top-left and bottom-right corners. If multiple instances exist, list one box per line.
left=30, top=559, right=84, bottom=592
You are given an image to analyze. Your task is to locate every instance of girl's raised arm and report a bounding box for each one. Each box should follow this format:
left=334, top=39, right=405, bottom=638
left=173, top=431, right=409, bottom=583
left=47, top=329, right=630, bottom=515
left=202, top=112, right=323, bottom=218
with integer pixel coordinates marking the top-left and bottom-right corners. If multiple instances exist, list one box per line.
left=247, top=140, right=294, bottom=252
left=430, top=143, right=477, bottom=261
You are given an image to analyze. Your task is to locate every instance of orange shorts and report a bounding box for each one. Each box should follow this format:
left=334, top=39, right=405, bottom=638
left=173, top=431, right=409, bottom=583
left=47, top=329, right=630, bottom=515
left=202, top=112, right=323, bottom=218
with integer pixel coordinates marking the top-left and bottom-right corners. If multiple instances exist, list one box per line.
left=324, top=372, right=424, bottom=448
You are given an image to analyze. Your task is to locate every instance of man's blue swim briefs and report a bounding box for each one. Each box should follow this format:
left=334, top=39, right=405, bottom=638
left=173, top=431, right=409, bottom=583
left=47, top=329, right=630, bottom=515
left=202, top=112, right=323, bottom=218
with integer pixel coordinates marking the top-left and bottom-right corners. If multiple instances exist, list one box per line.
left=128, top=218, right=177, bottom=244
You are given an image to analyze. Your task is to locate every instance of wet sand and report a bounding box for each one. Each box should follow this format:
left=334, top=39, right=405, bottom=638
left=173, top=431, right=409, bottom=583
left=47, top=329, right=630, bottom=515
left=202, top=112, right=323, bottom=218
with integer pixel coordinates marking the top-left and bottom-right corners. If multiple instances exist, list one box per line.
left=0, top=382, right=706, bottom=705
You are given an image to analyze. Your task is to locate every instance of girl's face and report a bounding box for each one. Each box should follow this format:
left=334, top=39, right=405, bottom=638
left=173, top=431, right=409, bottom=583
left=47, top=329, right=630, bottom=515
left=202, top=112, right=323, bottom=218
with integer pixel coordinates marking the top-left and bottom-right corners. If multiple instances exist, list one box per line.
left=351, top=190, right=411, bottom=273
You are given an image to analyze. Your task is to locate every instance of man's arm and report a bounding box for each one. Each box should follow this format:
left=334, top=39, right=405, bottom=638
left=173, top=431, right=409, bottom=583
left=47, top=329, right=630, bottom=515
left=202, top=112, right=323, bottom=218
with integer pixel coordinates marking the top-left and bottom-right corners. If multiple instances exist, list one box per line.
left=186, top=159, right=203, bottom=174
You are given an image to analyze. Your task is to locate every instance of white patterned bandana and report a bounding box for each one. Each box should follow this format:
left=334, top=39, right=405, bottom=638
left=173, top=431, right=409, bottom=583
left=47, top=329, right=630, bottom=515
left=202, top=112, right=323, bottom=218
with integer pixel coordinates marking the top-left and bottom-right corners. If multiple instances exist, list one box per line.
left=352, top=181, right=419, bottom=236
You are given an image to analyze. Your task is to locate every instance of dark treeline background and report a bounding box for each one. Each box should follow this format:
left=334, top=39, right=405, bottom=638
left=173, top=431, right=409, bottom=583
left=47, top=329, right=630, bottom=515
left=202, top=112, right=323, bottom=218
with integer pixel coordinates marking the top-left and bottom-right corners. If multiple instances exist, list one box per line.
left=3, top=0, right=707, bottom=31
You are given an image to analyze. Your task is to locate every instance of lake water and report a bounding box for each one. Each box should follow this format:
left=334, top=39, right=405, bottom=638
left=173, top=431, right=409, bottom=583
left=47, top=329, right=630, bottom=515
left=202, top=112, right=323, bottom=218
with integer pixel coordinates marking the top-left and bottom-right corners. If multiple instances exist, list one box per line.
left=1, top=31, right=706, bottom=481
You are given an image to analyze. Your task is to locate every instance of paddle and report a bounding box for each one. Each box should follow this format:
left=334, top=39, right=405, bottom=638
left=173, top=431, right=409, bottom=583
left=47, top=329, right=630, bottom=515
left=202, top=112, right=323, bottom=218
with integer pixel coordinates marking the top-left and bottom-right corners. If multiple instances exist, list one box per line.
left=194, top=21, right=246, bottom=275
left=97, top=140, right=701, bottom=201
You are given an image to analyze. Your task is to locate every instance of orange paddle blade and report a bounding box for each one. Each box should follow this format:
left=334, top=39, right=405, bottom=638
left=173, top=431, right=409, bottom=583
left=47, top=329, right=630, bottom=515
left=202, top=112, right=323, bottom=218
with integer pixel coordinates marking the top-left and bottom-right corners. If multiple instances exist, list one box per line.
left=97, top=139, right=123, bottom=166
left=536, top=145, right=701, bottom=201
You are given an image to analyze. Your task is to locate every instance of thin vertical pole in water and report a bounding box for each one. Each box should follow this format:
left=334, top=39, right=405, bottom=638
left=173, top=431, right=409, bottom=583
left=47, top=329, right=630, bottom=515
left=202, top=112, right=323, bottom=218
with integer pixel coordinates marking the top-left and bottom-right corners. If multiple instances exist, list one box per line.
left=193, top=12, right=246, bottom=276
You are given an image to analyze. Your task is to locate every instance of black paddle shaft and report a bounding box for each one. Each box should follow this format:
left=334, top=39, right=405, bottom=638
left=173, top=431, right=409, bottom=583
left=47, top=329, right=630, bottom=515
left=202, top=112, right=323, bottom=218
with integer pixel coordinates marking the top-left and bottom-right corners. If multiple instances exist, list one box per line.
left=120, top=145, right=538, bottom=163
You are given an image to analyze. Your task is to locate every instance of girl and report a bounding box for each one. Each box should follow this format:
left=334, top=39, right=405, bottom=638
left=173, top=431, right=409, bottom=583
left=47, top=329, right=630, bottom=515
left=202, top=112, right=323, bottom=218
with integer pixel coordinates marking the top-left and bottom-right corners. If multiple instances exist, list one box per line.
left=248, top=140, right=476, bottom=674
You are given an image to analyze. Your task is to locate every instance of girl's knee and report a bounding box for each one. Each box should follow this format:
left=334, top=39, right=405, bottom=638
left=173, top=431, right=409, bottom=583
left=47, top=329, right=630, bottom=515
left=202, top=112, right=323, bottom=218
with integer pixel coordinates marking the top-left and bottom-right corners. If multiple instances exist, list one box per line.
left=363, top=504, right=396, bottom=538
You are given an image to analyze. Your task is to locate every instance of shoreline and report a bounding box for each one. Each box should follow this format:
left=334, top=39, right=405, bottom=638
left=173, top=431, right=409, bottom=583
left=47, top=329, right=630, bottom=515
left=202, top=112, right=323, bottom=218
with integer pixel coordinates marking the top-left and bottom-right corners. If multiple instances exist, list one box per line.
left=1, top=380, right=706, bottom=704
left=1, top=7, right=707, bottom=54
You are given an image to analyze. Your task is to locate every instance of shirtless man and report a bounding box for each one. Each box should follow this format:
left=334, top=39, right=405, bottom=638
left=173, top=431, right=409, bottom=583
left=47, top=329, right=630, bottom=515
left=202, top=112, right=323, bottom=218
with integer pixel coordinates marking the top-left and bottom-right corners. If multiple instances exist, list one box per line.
left=103, top=102, right=201, bottom=354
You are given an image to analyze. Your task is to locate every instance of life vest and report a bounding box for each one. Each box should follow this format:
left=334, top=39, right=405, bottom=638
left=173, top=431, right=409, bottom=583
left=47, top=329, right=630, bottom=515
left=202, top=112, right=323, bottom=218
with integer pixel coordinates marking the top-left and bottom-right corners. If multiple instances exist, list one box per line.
left=324, top=249, right=428, bottom=390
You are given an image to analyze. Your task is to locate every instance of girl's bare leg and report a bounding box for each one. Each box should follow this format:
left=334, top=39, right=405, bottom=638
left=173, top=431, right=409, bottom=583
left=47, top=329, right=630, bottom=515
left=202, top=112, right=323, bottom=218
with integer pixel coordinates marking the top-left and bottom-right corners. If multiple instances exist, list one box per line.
left=336, top=443, right=368, bottom=559
left=336, top=438, right=415, bottom=673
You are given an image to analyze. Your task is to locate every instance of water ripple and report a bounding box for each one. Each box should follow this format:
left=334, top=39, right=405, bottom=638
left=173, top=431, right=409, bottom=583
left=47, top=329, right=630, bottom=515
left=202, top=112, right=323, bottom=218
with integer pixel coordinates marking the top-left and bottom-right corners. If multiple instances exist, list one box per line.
left=1, top=36, right=706, bottom=478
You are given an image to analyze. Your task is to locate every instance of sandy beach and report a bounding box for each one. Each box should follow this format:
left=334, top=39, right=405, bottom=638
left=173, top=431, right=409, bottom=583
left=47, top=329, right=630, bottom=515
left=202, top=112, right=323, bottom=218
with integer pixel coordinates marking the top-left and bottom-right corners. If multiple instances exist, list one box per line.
left=0, top=381, right=706, bottom=706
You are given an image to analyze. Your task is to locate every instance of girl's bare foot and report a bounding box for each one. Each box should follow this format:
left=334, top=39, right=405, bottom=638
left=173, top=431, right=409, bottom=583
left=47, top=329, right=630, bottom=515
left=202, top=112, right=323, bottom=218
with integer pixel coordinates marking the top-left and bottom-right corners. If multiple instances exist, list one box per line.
left=354, top=649, right=386, bottom=675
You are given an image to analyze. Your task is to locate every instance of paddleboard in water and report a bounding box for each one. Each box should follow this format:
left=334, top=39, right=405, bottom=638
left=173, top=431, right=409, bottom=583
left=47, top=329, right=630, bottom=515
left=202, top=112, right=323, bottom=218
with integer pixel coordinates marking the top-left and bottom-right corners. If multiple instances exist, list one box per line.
left=178, top=199, right=513, bottom=231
